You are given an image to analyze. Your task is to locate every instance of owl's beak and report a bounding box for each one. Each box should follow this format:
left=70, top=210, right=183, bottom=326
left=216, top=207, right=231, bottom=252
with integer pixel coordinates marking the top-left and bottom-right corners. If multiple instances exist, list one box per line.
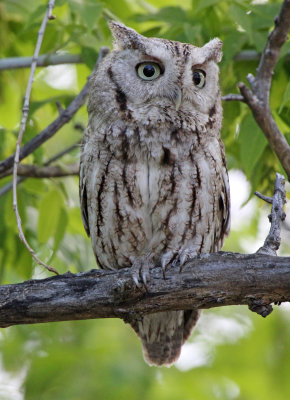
left=173, top=87, right=182, bottom=111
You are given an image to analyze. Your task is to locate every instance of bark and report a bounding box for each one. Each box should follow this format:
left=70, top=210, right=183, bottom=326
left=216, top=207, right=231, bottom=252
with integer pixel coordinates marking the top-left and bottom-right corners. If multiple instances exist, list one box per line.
left=0, top=252, right=289, bottom=328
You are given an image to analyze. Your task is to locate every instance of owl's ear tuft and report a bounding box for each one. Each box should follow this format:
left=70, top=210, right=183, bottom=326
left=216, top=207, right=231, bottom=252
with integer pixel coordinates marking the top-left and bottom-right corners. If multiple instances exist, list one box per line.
left=202, top=38, right=223, bottom=63
left=108, top=21, right=145, bottom=51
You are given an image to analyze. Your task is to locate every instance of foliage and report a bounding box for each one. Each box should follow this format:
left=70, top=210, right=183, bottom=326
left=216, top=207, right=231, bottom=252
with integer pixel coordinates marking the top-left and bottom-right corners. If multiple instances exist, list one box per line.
left=0, top=0, right=289, bottom=399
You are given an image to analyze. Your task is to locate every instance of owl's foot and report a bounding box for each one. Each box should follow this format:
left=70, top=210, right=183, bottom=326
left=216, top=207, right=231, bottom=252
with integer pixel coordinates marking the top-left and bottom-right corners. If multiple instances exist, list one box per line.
left=177, top=247, right=198, bottom=272
left=161, top=247, right=198, bottom=276
left=130, top=254, right=155, bottom=290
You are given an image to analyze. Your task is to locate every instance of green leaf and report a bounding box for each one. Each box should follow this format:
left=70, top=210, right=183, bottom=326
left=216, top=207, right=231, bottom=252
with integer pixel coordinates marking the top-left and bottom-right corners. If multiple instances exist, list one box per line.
left=81, top=46, right=98, bottom=70
left=52, top=207, right=68, bottom=255
left=222, top=31, right=246, bottom=62
left=279, top=83, right=290, bottom=114
left=37, top=189, right=64, bottom=244
left=229, top=4, right=253, bottom=43
left=195, top=0, right=221, bottom=13
left=69, top=0, right=104, bottom=30
left=279, top=107, right=290, bottom=128
left=238, top=113, right=268, bottom=178
left=183, top=23, right=202, bottom=44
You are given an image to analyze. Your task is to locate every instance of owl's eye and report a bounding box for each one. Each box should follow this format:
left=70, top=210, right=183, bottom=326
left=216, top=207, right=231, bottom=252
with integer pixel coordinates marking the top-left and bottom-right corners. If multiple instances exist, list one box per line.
left=193, top=70, right=206, bottom=88
left=137, top=63, right=161, bottom=81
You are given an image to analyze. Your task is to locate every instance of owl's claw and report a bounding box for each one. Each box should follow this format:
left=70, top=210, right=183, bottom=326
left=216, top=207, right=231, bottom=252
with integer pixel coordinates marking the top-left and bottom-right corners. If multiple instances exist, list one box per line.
left=160, top=248, right=198, bottom=275
left=178, top=248, right=197, bottom=272
left=160, top=251, right=175, bottom=278
left=131, top=255, right=155, bottom=290
left=132, top=274, right=142, bottom=289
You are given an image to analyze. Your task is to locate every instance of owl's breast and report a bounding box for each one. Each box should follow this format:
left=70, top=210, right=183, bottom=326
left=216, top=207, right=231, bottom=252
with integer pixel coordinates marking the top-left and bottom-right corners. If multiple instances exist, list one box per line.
left=83, top=118, right=228, bottom=270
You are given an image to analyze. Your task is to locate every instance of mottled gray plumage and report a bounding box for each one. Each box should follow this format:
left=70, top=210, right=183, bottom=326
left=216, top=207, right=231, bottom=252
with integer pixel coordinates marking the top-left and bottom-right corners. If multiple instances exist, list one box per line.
left=80, top=22, right=230, bottom=366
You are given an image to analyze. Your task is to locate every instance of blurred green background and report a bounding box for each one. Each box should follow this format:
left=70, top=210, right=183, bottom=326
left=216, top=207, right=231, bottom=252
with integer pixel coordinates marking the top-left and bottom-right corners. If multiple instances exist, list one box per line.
left=0, top=0, right=289, bottom=399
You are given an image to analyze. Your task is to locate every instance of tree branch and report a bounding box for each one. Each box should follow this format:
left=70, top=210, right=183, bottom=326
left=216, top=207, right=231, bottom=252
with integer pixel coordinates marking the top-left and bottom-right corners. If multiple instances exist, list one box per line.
left=1, top=50, right=289, bottom=72
left=222, top=0, right=290, bottom=181
left=255, top=173, right=286, bottom=256
left=0, top=54, right=83, bottom=71
left=0, top=174, right=287, bottom=328
left=0, top=162, right=79, bottom=179
left=0, top=252, right=289, bottom=328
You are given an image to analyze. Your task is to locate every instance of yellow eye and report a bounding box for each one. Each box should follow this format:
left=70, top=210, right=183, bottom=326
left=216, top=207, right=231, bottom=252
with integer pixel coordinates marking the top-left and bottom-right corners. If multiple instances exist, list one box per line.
left=193, top=69, right=206, bottom=88
left=137, top=63, right=161, bottom=81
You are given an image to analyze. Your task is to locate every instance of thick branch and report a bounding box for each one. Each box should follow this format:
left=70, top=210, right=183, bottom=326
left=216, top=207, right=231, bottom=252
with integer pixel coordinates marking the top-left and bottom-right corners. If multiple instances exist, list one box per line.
left=0, top=252, right=289, bottom=328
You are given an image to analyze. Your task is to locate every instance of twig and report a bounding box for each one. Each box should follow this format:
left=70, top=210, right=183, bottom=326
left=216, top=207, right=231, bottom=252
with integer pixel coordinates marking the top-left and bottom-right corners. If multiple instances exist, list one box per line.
left=12, top=0, right=57, bottom=275
left=256, top=173, right=286, bottom=256
left=254, top=192, right=273, bottom=204
left=222, top=94, right=245, bottom=102
left=222, top=0, right=290, bottom=181
left=0, top=47, right=109, bottom=175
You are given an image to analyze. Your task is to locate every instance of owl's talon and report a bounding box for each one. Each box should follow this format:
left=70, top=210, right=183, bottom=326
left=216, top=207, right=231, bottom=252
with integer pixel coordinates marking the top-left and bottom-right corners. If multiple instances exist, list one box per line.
left=178, top=248, right=198, bottom=272
left=132, top=274, right=142, bottom=288
left=180, top=253, right=188, bottom=267
left=130, top=255, right=155, bottom=290
left=160, top=251, right=174, bottom=278
left=142, top=270, right=150, bottom=286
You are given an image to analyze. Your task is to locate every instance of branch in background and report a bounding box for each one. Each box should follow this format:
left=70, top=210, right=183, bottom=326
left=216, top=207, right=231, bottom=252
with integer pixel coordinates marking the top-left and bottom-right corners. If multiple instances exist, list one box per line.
left=0, top=252, right=289, bottom=328
left=0, top=48, right=109, bottom=175
left=255, top=173, right=286, bottom=256
left=1, top=50, right=289, bottom=72
left=0, top=141, right=80, bottom=197
left=248, top=173, right=287, bottom=317
left=0, top=54, right=83, bottom=71
left=222, top=0, right=290, bottom=181
left=12, top=0, right=57, bottom=275
left=0, top=163, right=79, bottom=179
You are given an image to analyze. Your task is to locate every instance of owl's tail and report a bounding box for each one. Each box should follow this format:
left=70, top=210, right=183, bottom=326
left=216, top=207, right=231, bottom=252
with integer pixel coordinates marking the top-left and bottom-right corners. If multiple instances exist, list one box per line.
left=130, top=310, right=200, bottom=367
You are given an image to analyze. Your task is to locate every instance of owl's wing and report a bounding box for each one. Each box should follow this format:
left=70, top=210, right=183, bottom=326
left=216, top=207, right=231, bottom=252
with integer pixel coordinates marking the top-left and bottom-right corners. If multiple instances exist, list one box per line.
left=79, top=158, right=90, bottom=237
left=221, top=166, right=231, bottom=236
left=218, top=165, right=231, bottom=248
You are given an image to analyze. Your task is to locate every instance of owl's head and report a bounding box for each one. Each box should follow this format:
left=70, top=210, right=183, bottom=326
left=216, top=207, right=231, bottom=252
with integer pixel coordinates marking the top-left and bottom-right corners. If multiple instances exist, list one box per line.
left=89, top=22, right=222, bottom=119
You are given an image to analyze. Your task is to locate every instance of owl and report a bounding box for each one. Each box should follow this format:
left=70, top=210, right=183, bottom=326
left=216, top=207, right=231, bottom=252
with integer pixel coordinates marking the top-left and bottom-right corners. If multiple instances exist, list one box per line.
left=79, top=22, right=230, bottom=366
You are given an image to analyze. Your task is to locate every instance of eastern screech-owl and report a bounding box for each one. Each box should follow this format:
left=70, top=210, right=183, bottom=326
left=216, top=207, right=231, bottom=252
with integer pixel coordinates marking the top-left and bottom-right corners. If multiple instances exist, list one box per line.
left=80, top=22, right=230, bottom=366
